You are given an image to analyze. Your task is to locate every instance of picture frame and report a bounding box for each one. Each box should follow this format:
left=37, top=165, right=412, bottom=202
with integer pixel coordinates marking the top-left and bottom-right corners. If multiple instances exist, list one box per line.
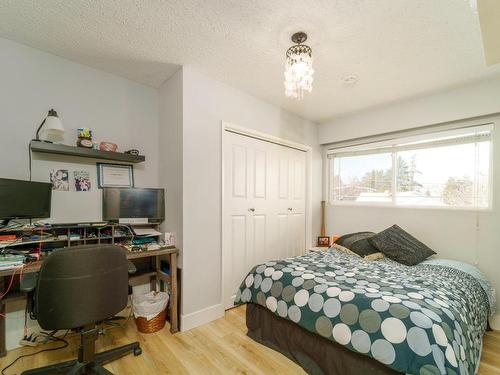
left=96, top=163, right=134, bottom=188
left=317, top=236, right=331, bottom=247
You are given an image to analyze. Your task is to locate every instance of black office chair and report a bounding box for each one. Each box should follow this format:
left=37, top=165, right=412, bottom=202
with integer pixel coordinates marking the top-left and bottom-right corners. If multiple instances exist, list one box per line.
left=21, top=245, right=142, bottom=375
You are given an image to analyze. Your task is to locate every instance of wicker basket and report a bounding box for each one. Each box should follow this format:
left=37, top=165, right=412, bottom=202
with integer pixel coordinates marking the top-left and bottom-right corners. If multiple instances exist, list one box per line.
left=135, top=309, right=167, bottom=333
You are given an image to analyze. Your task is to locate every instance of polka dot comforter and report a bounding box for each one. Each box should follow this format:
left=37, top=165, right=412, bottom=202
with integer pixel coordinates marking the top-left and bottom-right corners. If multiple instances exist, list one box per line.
left=235, top=250, right=490, bottom=375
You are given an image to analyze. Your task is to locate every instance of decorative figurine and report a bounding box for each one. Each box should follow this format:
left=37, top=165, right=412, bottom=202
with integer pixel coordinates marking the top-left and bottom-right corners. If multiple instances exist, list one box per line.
left=76, top=128, right=93, bottom=148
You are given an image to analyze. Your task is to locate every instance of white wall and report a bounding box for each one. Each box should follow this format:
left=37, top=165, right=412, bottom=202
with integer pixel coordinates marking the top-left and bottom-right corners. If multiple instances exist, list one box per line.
left=0, top=38, right=322, bottom=344
left=318, top=78, right=500, bottom=329
left=318, top=77, right=500, bottom=144
left=159, top=68, right=184, bottom=265
left=180, top=67, right=321, bottom=329
left=0, top=37, right=160, bottom=349
left=0, top=37, right=160, bottom=223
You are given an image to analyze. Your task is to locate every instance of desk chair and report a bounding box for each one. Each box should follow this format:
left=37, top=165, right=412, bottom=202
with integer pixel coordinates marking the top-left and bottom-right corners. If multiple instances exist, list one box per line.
left=21, top=245, right=141, bottom=375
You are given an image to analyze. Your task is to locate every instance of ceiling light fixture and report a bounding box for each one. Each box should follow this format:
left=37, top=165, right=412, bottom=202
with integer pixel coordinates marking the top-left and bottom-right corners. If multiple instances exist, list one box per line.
left=284, top=32, right=314, bottom=99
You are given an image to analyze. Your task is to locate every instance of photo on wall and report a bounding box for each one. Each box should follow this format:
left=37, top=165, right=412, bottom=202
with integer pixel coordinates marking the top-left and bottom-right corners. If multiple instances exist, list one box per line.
left=50, top=169, right=69, bottom=191
left=74, top=171, right=91, bottom=191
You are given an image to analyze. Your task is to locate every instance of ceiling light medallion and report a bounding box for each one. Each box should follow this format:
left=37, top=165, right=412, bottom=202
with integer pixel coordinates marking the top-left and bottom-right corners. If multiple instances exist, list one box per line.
left=341, top=74, right=359, bottom=85
left=467, top=0, right=478, bottom=12
left=284, top=32, right=314, bottom=99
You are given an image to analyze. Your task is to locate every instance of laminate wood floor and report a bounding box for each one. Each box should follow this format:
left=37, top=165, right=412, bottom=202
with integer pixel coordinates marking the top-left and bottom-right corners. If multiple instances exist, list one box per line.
left=1, top=306, right=499, bottom=374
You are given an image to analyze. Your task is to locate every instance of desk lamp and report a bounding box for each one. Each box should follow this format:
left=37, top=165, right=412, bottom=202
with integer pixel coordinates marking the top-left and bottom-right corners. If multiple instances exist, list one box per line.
left=35, top=109, right=65, bottom=142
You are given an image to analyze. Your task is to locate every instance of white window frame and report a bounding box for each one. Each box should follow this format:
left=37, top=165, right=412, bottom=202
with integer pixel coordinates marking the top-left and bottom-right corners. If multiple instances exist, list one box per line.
left=327, top=123, right=494, bottom=211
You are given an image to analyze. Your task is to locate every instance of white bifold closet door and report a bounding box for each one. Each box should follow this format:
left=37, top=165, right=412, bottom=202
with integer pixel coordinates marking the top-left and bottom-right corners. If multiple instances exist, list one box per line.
left=223, top=131, right=306, bottom=309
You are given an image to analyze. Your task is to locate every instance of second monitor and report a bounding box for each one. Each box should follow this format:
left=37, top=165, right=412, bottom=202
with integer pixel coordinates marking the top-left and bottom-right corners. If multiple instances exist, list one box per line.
left=102, top=187, right=165, bottom=224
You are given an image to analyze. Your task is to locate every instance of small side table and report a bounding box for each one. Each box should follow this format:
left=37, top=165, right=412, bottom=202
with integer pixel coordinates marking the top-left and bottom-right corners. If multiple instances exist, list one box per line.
left=308, top=246, right=329, bottom=253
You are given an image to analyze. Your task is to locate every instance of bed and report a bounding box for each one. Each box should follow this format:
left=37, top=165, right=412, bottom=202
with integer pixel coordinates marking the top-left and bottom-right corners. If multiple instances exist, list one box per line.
left=235, top=248, right=495, bottom=375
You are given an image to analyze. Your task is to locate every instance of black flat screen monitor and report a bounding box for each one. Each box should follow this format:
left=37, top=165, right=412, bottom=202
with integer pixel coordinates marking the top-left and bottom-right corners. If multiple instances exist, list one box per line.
left=102, top=188, right=165, bottom=223
left=0, top=178, right=52, bottom=220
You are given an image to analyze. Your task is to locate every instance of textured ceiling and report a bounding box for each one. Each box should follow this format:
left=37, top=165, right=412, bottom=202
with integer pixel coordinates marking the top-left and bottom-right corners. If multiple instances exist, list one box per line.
left=1, top=0, right=499, bottom=123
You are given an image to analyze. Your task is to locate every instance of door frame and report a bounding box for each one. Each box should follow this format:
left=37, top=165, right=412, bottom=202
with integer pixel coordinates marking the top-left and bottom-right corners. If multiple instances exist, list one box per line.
left=220, top=121, right=314, bottom=309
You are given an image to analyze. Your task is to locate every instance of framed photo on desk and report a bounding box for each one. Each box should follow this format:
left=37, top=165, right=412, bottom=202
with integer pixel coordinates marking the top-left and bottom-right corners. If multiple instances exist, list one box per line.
left=97, top=163, right=134, bottom=188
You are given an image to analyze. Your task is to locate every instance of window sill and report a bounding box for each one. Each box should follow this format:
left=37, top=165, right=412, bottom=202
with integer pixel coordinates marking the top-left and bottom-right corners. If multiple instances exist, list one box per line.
left=328, top=201, right=493, bottom=212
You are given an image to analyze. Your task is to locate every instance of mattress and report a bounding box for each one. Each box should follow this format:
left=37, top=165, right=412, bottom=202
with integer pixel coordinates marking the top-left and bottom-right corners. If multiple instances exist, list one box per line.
left=235, top=249, right=491, bottom=375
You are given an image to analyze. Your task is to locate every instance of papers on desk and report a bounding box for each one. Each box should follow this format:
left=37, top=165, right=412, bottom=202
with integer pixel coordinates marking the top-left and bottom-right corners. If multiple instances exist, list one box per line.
left=0, top=255, right=24, bottom=270
left=132, top=228, right=162, bottom=237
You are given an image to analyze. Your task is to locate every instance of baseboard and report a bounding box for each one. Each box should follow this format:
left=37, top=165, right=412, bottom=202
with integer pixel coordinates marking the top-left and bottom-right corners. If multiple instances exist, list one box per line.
left=180, top=303, right=224, bottom=332
left=490, top=313, right=500, bottom=330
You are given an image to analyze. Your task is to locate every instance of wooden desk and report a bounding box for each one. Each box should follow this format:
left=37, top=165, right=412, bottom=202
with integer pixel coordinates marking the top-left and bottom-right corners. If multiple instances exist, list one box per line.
left=0, top=247, right=179, bottom=357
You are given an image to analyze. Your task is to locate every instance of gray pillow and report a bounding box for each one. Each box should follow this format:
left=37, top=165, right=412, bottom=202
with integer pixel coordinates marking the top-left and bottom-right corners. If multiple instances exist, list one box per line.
left=335, top=232, right=379, bottom=257
left=369, top=225, right=436, bottom=266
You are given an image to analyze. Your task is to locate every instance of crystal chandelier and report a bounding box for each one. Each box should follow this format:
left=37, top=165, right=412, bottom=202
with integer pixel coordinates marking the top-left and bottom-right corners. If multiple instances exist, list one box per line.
left=284, top=32, right=314, bottom=99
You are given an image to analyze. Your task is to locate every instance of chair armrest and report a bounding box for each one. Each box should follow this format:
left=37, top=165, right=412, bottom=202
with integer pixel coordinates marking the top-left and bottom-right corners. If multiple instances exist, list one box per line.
left=20, top=273, right=38, bottom=292
left=127, top=261, right=137, bottom=275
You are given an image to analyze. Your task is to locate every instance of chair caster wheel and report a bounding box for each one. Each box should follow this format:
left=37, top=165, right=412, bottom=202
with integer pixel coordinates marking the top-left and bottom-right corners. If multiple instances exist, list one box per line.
left=134, top=347, right=142, bottom=356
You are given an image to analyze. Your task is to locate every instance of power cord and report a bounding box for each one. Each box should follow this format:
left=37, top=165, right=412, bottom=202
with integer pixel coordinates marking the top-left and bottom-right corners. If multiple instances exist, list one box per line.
left=0, top=236, right=30, bottom=255
left=28, top=141, right=32, bottom=182
left=2, top=310, right=132, bottom=375
left=0, top=266, right=24, bottom=301
left=1, top=331, right=69, bottom=375
left=103, top=296, right=133, bottom=329
left=115, top=224, right=135, bottom=244
left=1, top=296, right=132, bottom=375
left=99, top=224, right=135, bottom=244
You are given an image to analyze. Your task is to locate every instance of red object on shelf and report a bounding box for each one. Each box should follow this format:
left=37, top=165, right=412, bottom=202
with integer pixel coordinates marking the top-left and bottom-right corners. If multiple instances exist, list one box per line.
left=0, top=234, right=17, bottom=241
left=99, top=142, right=118, bottom=152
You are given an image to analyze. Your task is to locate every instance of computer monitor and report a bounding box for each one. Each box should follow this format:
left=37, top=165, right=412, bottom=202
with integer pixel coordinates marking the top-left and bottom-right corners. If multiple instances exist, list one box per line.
left=102, top=188, right=165, bottom=223
left=0, top=178, right=52, bottom=224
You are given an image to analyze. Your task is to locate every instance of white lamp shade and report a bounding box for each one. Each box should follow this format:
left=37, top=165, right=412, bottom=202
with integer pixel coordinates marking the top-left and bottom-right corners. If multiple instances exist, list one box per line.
left=40, top=128, right=64, bottom=142
left=39, top=114, right=64, bottom=142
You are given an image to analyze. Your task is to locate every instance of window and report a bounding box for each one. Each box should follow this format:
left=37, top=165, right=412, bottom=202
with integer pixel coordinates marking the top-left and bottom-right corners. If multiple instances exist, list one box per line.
left=328, top=124, right=493, bottom=209
left=332, top=153, right=393, bottom=203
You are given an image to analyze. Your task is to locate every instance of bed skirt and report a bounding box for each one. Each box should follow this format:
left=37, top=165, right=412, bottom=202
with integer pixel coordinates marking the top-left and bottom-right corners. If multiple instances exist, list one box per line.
left=246, top=303, right=401, bottom=375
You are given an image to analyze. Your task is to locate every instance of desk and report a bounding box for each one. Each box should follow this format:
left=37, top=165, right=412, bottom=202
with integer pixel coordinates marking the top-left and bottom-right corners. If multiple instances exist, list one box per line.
left=0, top=247, right=179, bottom=357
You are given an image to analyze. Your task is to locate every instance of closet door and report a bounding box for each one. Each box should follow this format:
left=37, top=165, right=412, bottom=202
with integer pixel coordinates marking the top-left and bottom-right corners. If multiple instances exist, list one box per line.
left=223, top=135, right=250, bottom=309
left=223, top=131, right=306, bottom=309
left=224, top=132, right=273, bottom=308
left=275, top=147, right=306, bottom=258
left=275, top=151, right=291, bottom=259
left=288, top=148, right=306, bottom=257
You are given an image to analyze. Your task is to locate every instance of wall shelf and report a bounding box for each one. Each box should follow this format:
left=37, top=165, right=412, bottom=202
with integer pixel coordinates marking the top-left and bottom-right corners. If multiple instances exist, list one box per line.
left=30, top=140, right=145, bottom=163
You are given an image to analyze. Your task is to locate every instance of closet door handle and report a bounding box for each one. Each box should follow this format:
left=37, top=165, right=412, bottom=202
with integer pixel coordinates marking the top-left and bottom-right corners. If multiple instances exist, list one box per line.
left=248, top=208, right=255, bottom=212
